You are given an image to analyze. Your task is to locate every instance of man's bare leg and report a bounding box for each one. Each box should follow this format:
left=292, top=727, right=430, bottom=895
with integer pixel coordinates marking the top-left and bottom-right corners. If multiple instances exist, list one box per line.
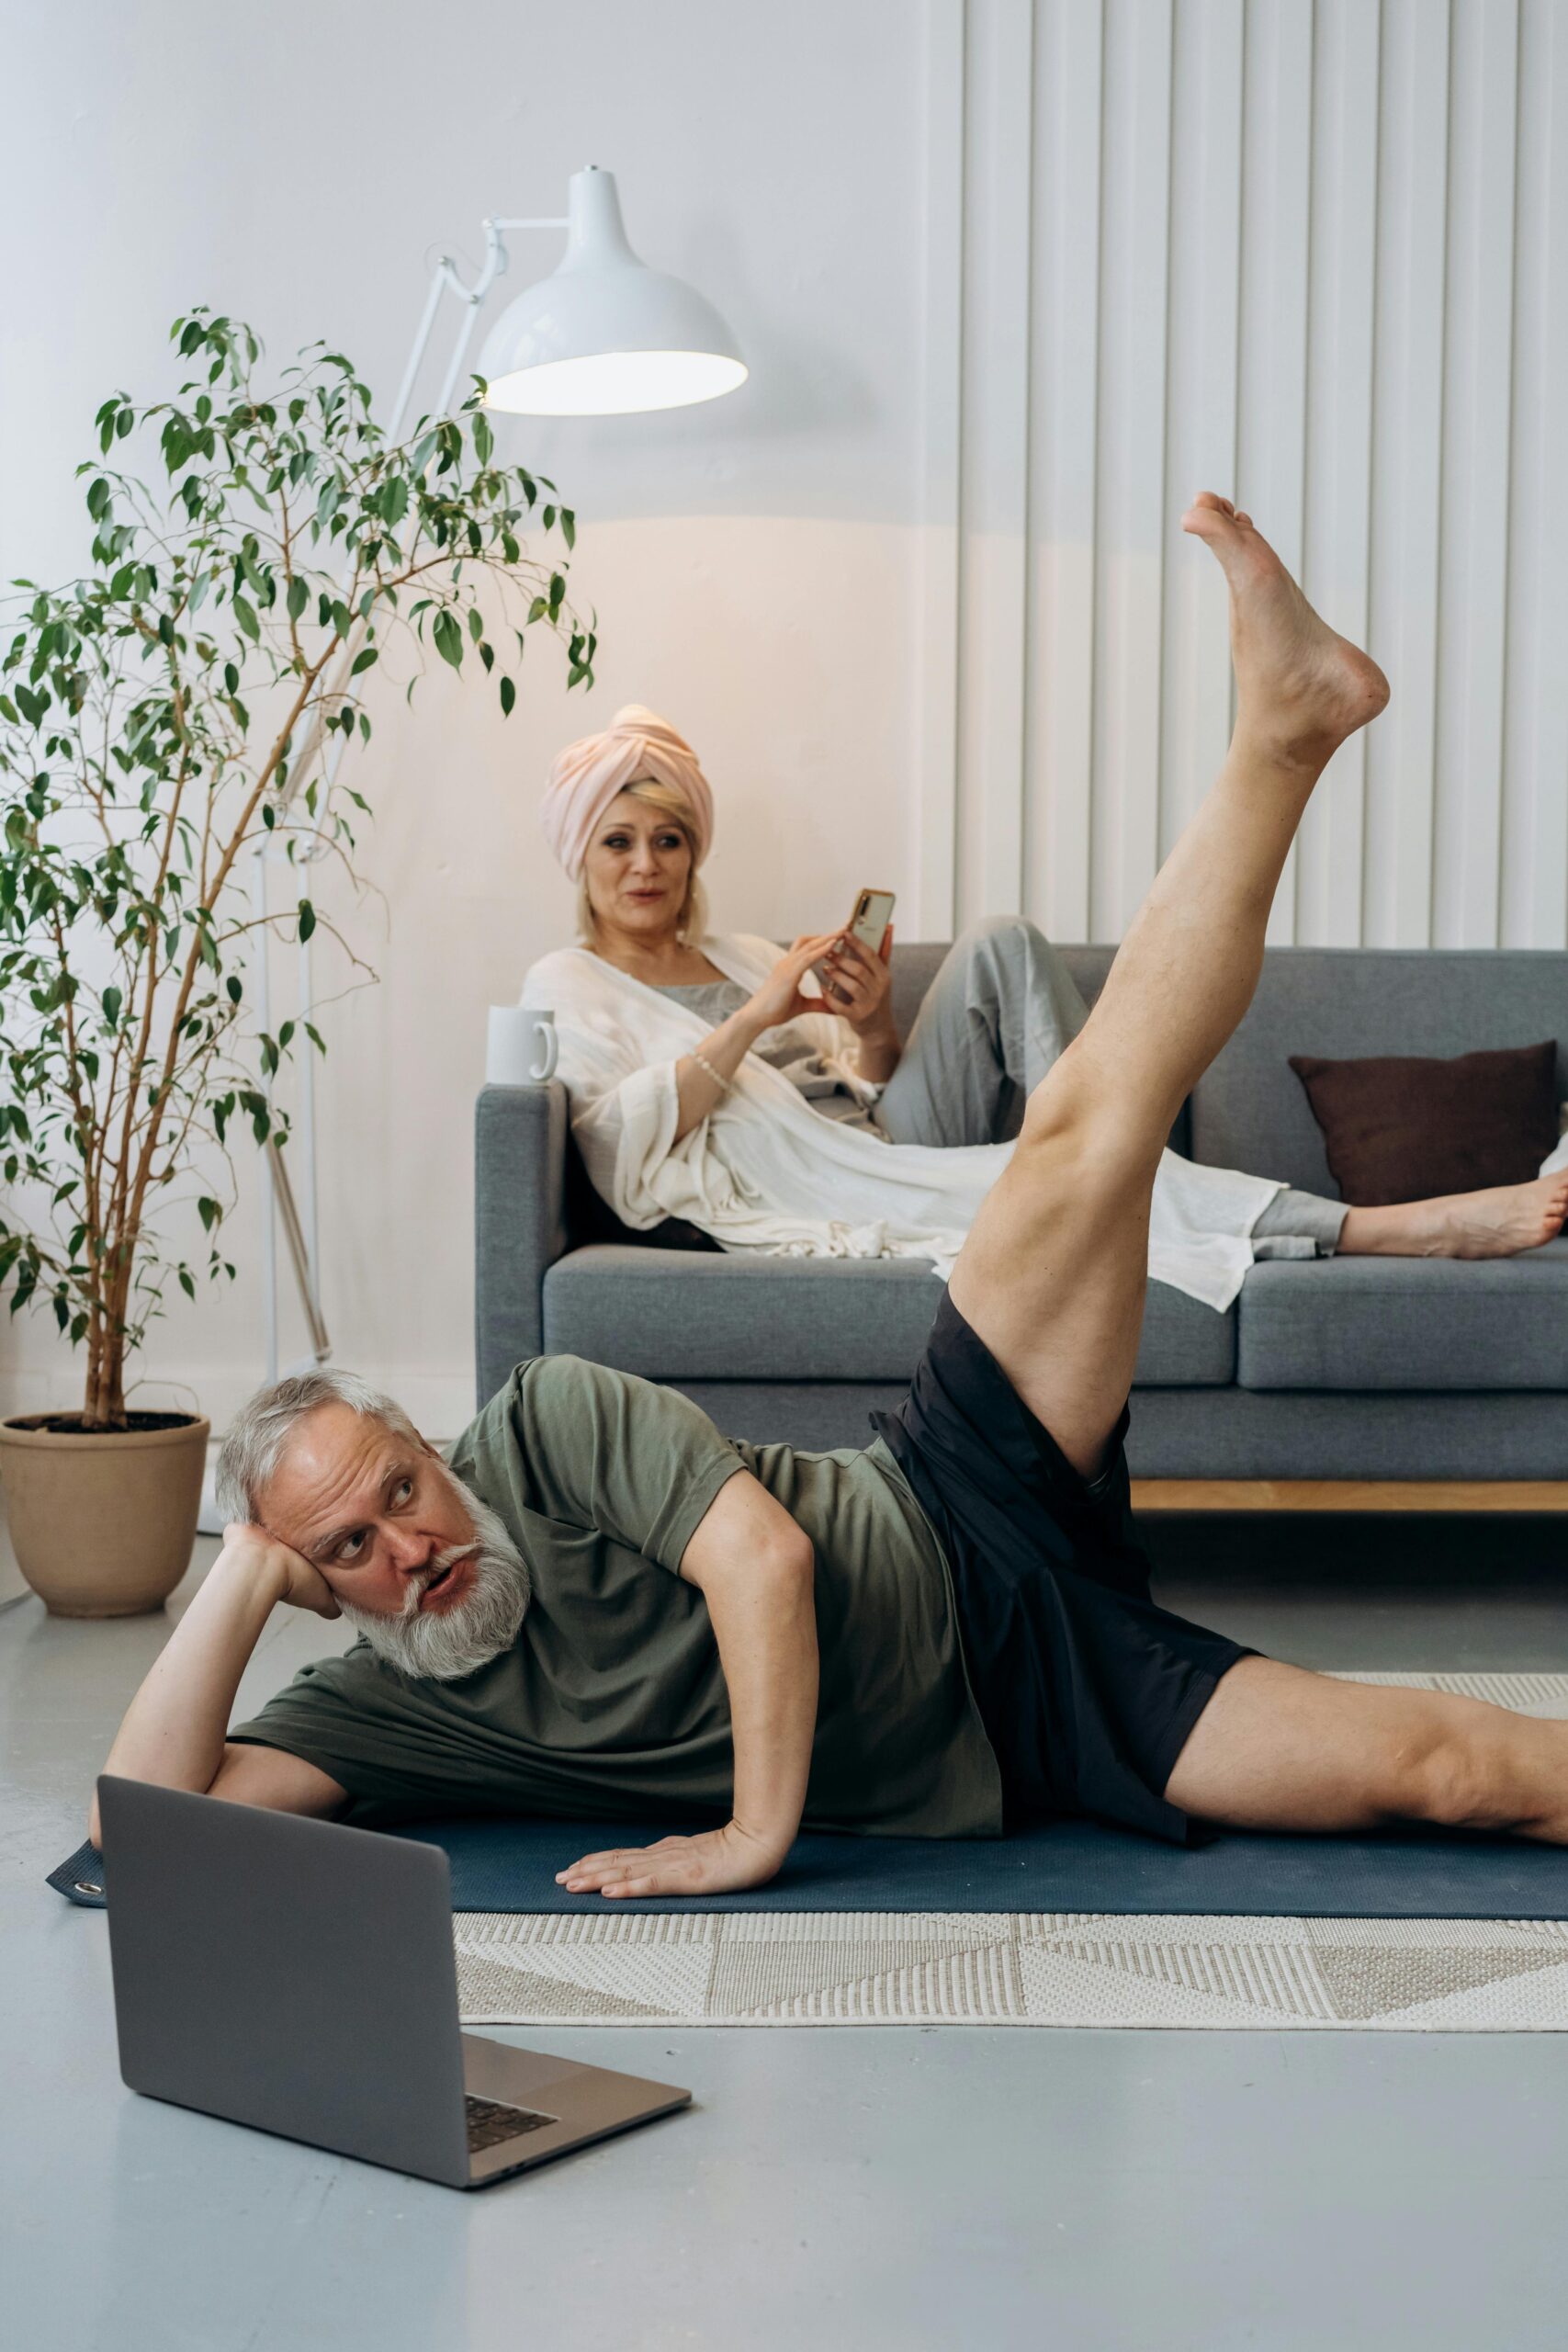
left=948, top=492, right=1389, bottom=1475
left=948, top=494, right=1568, bottom=1847
left=1163, top=1658, right=1568, bottom=1844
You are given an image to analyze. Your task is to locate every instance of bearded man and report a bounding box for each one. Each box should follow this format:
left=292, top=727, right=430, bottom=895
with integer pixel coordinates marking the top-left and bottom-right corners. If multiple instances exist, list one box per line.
left=92, top=498, right=1568, bottom=1894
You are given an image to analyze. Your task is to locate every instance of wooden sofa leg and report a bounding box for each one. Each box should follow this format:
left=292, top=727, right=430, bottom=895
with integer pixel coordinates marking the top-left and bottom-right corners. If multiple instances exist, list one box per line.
left=1130, top=1479, right=1568, bottom=1514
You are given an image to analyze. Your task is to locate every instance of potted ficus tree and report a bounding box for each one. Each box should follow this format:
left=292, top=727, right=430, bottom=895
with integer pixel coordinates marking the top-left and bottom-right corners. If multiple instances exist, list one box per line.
left=0, top=309, right=593, bottom=1614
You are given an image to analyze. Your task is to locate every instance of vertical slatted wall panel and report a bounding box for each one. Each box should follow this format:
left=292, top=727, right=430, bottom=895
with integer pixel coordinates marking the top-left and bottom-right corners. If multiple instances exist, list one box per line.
left=1024, top=0, right=1103, bottom=941
left=1432, top=0, right=1519, bottom=947
left=1235, top=0, right=1314, bottom=945
left=1362, top=0, right=1450, bottom=948
left=914, top=0, right=966, bottom=942
left=935, top=0, right=1563, bottom=949
left=954, top=0, right=1036, bottom=925
left=1499, top=0, right=1568, bottom=949
left=1089, top=0, right=1175, bottom=940
left=1295, top=0, right=1380, bottom=945
left=1157, top=0, right=1244, bottom=865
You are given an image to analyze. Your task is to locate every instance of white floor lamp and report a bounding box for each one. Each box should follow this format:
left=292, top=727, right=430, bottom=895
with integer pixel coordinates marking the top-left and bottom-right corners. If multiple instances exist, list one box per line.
left=200, top=167, right=746, bottom=1523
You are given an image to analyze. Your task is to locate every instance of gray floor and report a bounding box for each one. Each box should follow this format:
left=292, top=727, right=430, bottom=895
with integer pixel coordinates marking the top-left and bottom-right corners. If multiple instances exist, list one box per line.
left=6, top=1515, right=1568, bottom=2352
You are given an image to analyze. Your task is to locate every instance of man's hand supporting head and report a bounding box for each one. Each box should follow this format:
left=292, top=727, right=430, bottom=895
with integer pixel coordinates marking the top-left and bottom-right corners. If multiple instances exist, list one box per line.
left=88, top=1522, right=347, bottom=1848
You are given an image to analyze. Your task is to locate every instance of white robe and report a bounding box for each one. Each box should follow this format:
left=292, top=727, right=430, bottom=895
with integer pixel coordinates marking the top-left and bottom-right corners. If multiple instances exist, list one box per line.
left=522, top=933, right=1282, bottom=1312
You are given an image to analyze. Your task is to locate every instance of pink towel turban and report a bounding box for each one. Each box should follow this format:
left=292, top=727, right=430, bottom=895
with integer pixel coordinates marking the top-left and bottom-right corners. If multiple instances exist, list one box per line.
left=540, top=704, right=715, bottom=882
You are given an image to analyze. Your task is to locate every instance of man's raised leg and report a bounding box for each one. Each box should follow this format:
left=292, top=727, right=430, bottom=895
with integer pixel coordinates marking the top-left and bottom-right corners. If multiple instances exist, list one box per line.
left=947, top=494, right=1568, bottom=1848
left=948, top=491, right=1389, bottom=1476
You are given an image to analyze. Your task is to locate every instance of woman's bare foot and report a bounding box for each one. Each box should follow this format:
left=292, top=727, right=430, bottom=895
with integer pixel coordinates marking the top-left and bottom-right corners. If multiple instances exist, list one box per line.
left=1182, top=492, right=1390, bottom=766
left=1339, top=1170, right=1568, bottom=1261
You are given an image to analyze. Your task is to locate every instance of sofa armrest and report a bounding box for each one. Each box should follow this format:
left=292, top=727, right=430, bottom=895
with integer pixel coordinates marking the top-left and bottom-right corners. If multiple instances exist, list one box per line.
left=474, top=1080, right=570, bottom=1409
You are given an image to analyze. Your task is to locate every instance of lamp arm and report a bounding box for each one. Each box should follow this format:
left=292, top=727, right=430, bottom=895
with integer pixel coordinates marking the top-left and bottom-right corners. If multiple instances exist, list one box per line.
left=243, top=207, right=573, bottom=1400
left=282, top=209, right=575, bottom=810
left=389, top=216, right=569, bottom=439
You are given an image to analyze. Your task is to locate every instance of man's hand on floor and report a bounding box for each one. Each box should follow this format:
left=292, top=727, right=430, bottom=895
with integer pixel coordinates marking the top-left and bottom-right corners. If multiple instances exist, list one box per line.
left=556, top=1819, right=787, bottom=1900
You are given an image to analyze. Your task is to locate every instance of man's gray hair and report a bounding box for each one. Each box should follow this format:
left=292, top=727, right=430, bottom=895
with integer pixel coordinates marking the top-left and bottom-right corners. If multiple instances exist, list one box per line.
left=216, top=1367, right=419, bottom=1525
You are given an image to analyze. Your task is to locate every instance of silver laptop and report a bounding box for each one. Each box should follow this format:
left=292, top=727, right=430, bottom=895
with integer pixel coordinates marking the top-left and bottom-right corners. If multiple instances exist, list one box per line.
left=98, top=1778, right=690, bottom=2188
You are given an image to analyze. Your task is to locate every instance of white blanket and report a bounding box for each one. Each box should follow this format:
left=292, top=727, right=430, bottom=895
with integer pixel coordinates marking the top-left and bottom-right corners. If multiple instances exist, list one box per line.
left=522, top=933, right=1281, bottom=1312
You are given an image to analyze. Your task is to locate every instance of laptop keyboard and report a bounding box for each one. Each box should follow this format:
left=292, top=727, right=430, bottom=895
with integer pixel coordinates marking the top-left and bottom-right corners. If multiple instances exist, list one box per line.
left=465, top=2094, right=558, bottom=2154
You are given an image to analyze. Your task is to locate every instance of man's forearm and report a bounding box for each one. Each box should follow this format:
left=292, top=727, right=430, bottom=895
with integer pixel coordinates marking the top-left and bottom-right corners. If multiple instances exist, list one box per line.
left=93, top=1551, right=282, bottom=1838
left=706, top=1546, right=819, bottom=1861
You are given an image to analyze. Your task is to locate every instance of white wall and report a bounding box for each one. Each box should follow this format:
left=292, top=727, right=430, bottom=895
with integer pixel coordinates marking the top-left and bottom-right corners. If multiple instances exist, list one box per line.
left=2, top=0, right=1565, bottom=1445
left=0, top=0, right=935, bottom=1435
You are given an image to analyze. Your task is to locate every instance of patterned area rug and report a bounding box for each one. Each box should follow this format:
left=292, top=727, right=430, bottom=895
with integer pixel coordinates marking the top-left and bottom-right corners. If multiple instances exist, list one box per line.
left=455, top=1909, right=1568, bottom=2030
left=455, top=1670, right=1568, bottom=2029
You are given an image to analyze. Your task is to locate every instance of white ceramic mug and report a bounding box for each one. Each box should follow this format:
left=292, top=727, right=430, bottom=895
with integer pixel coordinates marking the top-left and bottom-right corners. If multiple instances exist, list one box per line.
left=486, top=1004, right=558, bottom=1085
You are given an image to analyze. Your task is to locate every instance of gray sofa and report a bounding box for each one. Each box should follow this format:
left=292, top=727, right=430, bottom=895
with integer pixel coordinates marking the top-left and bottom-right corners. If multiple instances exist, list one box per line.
left=475, top=945, right=1568, bottom=1486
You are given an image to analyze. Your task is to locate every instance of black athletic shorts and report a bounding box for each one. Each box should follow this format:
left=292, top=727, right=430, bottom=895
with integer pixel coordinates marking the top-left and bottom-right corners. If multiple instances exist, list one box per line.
left=872, top=1291, right=1253, bottom=1845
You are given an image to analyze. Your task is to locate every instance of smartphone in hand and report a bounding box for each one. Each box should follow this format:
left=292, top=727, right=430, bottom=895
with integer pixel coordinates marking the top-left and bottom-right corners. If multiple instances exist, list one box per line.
left=815, top=888, right=896, bottom=1003
left=845, top=888, right=896, bottom=953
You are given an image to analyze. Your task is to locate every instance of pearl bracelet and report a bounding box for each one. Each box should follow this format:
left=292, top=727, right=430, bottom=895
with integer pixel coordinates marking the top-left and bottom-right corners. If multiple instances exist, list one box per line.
left=691, top=1051, right=730, bottom=1095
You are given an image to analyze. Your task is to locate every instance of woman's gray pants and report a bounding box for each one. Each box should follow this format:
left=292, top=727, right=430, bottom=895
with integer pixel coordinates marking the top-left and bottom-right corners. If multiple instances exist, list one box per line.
left=872, top=917, right=1345, bottom=1257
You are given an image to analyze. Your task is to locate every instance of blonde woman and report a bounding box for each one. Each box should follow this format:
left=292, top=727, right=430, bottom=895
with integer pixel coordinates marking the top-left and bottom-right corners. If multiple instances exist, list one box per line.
left=520, top=705, right=1567, bottom=1310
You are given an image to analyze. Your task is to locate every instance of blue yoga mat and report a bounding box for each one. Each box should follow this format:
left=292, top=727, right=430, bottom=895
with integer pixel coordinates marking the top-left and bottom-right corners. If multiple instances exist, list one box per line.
left=49, top=1814, right=1568, bottom=1920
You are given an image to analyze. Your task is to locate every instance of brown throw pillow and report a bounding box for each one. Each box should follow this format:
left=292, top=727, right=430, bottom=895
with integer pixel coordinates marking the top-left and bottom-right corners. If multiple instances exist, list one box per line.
left=1288, top=1041, right=1560, bottom=1206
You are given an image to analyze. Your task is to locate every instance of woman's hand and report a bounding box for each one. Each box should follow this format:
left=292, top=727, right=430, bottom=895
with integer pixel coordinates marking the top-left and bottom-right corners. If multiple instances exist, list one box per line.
left=818, top=926, right=896, bottom=1039
left=555, top=1821, right=788, bottom=1901
left=743, top=933, right=843, bottom=1034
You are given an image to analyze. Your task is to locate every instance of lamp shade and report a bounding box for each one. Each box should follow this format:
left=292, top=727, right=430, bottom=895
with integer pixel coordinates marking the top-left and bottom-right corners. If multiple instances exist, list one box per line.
left=479, top=166, right=748, bottom=416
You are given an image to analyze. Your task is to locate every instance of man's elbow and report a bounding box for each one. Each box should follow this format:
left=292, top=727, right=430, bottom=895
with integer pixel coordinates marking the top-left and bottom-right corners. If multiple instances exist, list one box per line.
left=762, top=1532, right=817, bottom=1595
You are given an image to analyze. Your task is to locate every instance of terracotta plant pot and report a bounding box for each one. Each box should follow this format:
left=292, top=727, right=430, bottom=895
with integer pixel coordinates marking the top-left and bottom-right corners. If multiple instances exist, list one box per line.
left=0, top=1410, right=209, bottom=1618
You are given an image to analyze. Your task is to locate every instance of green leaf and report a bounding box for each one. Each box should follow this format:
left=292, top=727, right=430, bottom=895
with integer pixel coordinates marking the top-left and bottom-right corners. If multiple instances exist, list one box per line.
left=431, top=607, right=463, bottom=670
left=231, top=593, right=260, bottom=642
left=349, top=645, right=378, bottom=675
left=286, top=575, right=309, bottom=622
left=197, top=1196, right=220, bottom=1232
left=560, top=509, right=576, bottom=550
left=499, top=674, right=516, bottom=718
left=297, top=899, right=316, bottom=942
left=178, top=1268, right=196, bottom=1300
left=101, top=985, right=121, bottom=1028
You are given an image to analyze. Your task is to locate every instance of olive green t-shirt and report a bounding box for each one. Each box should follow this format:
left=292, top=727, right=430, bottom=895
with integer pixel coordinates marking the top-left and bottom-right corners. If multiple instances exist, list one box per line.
left=230, top=1357, right=1003, bottom=1838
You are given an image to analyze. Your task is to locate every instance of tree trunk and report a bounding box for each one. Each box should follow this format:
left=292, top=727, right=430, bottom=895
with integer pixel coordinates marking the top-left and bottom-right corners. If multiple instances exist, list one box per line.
left=83, top=1312, right=107, bottom=1429
left=81, top=1288, right=128, bottom=1430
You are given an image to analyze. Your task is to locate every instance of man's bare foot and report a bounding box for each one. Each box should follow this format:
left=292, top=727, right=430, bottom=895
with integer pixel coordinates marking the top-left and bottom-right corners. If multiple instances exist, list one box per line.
left=1183, top=492, right=1390, bottom=766
left=1339, top=1170, right=1568, bottom=1261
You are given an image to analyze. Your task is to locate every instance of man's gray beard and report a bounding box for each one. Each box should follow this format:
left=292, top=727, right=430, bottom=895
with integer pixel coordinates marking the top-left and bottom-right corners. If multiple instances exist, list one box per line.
left=337, top=1472, right=531, bottom=1683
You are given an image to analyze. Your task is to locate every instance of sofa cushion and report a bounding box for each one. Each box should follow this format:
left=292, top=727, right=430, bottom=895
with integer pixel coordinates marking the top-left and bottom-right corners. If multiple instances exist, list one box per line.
left=543, top=1245, right=1235, bottom=1385
left=1191, top=948, right=1568, bottom=1191
left=1289, top=1039, right=1559, bottom=1204
left=1235, top=1239, right=1568, bottom=1391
